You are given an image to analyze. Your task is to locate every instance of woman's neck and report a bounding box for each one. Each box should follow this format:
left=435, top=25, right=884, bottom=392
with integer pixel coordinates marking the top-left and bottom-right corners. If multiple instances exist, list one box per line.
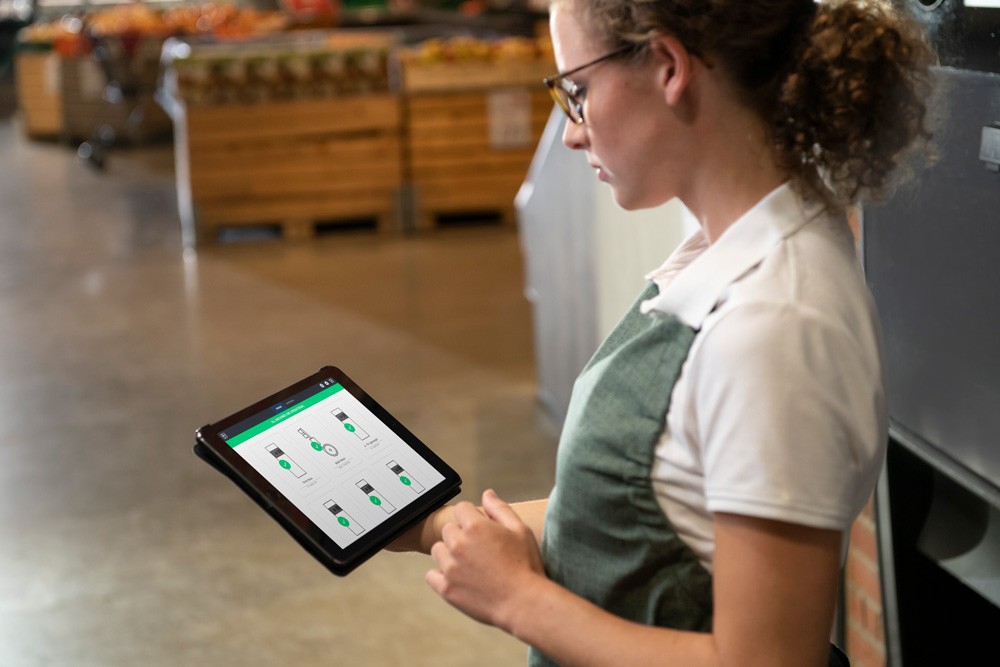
left=679, top=79, right=788, bottom=244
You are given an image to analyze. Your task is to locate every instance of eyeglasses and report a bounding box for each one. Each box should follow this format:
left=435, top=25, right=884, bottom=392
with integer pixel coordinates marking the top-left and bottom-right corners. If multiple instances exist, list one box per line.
left=543, top=45, right=635, bottom=125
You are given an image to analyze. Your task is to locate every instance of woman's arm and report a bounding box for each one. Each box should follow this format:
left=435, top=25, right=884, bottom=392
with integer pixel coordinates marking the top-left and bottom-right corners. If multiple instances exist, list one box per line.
left=710, top=512, right=843, bottom=667
left=427, top=492, right=842, bottom=667
left=388, top=496, right=548, bottom=554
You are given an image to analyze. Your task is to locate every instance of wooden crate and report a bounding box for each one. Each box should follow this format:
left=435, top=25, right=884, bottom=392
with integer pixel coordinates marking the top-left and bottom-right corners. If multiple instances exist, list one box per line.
left=15, top=50, right=64, bottom=139
left=173, top=94, right=404, bottom=245
left=402, top=59, right=554, bottom=95
left=406, top=88, right=552, bottom=229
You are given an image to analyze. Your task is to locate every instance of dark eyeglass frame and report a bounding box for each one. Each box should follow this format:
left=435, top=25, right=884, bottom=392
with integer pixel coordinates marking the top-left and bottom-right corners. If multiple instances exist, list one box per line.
left=543, top=44, right=636, bottom=125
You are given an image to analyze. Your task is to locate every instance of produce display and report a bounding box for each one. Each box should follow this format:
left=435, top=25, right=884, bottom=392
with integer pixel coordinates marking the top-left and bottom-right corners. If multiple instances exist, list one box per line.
left=164, top=32, right=395, bottom=106
left=15, top=5, right=553, bottom=109
left=397, top=34, right=555, bottom=92
left=160, top=3, right=290, bottom=38
left=16, top=2, right=288, bottom=57
left=166, top=33, right=553, bottom=109
left=398, top=34, right=553, bottom=66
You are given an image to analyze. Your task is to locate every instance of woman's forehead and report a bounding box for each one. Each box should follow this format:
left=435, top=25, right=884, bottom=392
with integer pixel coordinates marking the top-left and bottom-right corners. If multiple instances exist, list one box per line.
left=550, top=3, right=600, bottom=69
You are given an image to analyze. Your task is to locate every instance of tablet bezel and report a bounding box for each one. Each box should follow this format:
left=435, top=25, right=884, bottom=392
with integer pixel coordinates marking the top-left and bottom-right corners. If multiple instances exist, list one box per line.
left=195, top=366, right=462, bottom=576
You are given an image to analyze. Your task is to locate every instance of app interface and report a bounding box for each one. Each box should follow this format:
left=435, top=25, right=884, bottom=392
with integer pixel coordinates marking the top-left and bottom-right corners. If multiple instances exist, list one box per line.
left=222, top=379, right=445, bottom=548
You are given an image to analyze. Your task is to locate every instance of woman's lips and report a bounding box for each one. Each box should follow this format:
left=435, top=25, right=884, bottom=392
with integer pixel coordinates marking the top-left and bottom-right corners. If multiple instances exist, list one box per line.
left=590, top=163, right=609, bottom=182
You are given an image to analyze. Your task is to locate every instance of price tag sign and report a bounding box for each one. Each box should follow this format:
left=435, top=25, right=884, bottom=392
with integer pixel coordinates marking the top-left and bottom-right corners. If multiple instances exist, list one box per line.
left=488, top=88, right=532, bottom=150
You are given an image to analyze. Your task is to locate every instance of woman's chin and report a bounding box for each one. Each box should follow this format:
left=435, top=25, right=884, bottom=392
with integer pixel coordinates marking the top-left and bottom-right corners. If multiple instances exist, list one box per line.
left=609, top=188, right=668, bottom=212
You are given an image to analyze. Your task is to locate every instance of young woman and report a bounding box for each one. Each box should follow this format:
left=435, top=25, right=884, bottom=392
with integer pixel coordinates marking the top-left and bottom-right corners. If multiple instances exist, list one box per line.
left=394, top=1, right=932, bottom=665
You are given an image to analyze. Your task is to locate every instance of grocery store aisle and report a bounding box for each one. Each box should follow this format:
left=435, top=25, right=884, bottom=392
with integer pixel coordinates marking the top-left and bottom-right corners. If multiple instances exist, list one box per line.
left=0, top=105, right=558, bottom=666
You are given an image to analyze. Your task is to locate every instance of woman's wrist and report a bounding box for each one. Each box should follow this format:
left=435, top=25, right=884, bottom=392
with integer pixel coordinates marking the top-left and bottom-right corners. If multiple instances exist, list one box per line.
left=495, top=569, right=559, bottom=641
left=421, top=505, right=455, bottom=552
left=386, top=505, right=450, bottom=553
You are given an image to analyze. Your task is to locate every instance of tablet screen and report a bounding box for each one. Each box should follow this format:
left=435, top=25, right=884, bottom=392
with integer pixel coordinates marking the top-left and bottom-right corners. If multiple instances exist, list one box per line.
left=219, top=376, right=446, bottom=549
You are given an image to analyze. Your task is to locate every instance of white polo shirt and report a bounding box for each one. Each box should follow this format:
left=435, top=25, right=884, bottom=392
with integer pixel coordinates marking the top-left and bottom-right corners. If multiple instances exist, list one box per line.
left=641, top=183, right=888, bottom=572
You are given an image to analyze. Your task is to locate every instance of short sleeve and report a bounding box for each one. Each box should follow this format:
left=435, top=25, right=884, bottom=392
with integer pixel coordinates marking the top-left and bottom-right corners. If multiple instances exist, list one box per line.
left=688, top=300, right=885, bottom=530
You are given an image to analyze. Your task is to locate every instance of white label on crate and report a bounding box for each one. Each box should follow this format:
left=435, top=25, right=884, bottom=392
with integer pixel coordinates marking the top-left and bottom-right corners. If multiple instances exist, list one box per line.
left=79, top=60, right=105, bottom=99
left=488, top=88, right=532, bottom=150
left=44, top=55, right=60, bottom=96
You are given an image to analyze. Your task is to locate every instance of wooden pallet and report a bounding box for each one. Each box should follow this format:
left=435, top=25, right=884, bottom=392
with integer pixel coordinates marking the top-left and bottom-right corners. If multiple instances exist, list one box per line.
left=173, top=94, right=404, bottom=245
left=14, top=51, right=64, bottom=139
left=406, top=88, right=551, bottom=230
left=197, top=214, right=391, bottom=244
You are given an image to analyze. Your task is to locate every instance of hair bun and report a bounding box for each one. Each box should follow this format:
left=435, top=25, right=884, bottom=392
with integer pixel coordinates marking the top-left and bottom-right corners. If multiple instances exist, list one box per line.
left=774, top=0, right=934, bottom=206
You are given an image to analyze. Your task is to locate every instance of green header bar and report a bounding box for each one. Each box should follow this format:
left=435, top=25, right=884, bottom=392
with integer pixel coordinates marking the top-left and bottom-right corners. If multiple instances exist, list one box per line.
left=227, top=383, right=343, bottom=448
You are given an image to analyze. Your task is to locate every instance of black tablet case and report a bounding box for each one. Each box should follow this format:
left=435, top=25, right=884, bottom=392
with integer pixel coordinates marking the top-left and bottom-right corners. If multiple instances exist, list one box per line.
left=194, top=440, right=459, bottom=576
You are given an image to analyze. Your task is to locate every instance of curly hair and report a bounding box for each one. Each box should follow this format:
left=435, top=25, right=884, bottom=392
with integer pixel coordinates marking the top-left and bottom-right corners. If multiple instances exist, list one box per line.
left=555, top=0, right=935, bottom=209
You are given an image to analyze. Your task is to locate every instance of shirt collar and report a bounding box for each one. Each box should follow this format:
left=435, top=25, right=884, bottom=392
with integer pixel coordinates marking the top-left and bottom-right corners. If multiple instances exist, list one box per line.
left=641, top=183, right=826, bottom=329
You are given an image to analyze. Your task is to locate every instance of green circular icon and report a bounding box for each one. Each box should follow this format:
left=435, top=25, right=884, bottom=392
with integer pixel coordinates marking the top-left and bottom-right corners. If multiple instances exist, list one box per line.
left=311, top=441, right=323, bottom=451
left=369, top=495, right=381, bottom=506
left=400, top=476, right=412, bottom=486
left=338, top=516, right=350, bottom=527
left=344, top=423, right=356, bottom=433
left=279, top=460, right=291, bottom=469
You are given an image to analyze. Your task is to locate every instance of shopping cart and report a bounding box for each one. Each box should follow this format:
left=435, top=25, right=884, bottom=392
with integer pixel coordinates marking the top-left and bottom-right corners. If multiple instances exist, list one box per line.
left=76, top=30, right=164, bottom=169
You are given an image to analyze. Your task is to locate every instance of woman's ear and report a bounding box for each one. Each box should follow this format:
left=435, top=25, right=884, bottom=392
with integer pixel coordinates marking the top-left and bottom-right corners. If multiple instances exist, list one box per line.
left=648, top=34, right=693, bottom=107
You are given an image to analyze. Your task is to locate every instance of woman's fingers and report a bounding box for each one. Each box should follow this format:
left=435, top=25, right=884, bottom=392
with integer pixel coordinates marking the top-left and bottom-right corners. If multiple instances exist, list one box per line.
left=481, top=489, right=526, bottom=532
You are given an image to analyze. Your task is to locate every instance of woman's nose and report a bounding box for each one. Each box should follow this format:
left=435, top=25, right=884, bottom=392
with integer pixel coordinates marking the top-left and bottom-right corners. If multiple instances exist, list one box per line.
left=562, top=118, right=587, bottom=150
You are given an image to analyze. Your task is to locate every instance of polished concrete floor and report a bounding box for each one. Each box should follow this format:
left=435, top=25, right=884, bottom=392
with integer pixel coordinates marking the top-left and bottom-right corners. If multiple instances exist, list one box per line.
left=0, top=85, right=559, bottom=666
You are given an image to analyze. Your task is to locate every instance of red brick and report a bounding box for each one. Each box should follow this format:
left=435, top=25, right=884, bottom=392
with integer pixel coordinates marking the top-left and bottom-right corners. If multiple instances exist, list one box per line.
left=847, top=587, right=868, bottom=631
left=863, top=602, right=884, bottom=638
left=845, top=625, right=869, bottom=666
left=846, top=581, right=886, bottom=659
left=847, top=583, right=883, bottom=639
left=847, top=548, right=882, bottom=603
left=850, top=518, right=879, bottom=562
left=848, top=539, right=879, bottom=571
left=848, top=621, right=866, bottom=653
left=844, top=494, right=886, bottom=665
left=847, top=628, right=886, bottom=667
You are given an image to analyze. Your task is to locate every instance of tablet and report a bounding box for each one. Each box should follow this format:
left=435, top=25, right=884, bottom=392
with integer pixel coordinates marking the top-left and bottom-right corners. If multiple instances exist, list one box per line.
left=194, top=366, right=462, bottom=576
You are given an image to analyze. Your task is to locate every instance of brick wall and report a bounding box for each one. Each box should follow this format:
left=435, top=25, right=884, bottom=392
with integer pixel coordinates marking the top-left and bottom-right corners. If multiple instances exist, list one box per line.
left=843, top=209, right=888, bottom=666
left=845, top=496, right=886, bottom=667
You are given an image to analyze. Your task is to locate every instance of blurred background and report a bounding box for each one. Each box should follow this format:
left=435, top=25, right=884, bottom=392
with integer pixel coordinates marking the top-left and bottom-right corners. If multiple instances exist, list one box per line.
left=0, top=0, right=688, bottom=662
left=0, top=1, right=571, bottom=665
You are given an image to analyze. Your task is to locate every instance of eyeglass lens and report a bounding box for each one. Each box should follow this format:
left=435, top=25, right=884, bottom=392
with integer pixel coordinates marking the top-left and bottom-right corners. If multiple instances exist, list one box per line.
left=548, top=81, right=583, bottom=124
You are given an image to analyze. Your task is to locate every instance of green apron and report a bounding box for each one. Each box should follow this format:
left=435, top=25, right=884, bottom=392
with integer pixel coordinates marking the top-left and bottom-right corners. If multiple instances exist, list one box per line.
left=528, top=283, right=713, bottom=667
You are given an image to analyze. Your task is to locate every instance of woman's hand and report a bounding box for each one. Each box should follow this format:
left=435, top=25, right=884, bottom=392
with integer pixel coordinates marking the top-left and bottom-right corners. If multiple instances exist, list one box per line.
left=425, top=489, right=546, bottom=631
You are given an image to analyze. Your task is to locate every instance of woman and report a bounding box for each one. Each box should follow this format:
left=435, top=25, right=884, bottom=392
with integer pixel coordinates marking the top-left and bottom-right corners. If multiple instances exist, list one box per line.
left=395, top=1, right=931, bottom=665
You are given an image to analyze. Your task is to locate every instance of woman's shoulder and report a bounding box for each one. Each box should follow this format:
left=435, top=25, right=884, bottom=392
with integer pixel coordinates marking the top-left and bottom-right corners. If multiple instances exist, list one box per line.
left=716, top=211, right=874, bottom=342
left=684, top=212, right=884, bottom=402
